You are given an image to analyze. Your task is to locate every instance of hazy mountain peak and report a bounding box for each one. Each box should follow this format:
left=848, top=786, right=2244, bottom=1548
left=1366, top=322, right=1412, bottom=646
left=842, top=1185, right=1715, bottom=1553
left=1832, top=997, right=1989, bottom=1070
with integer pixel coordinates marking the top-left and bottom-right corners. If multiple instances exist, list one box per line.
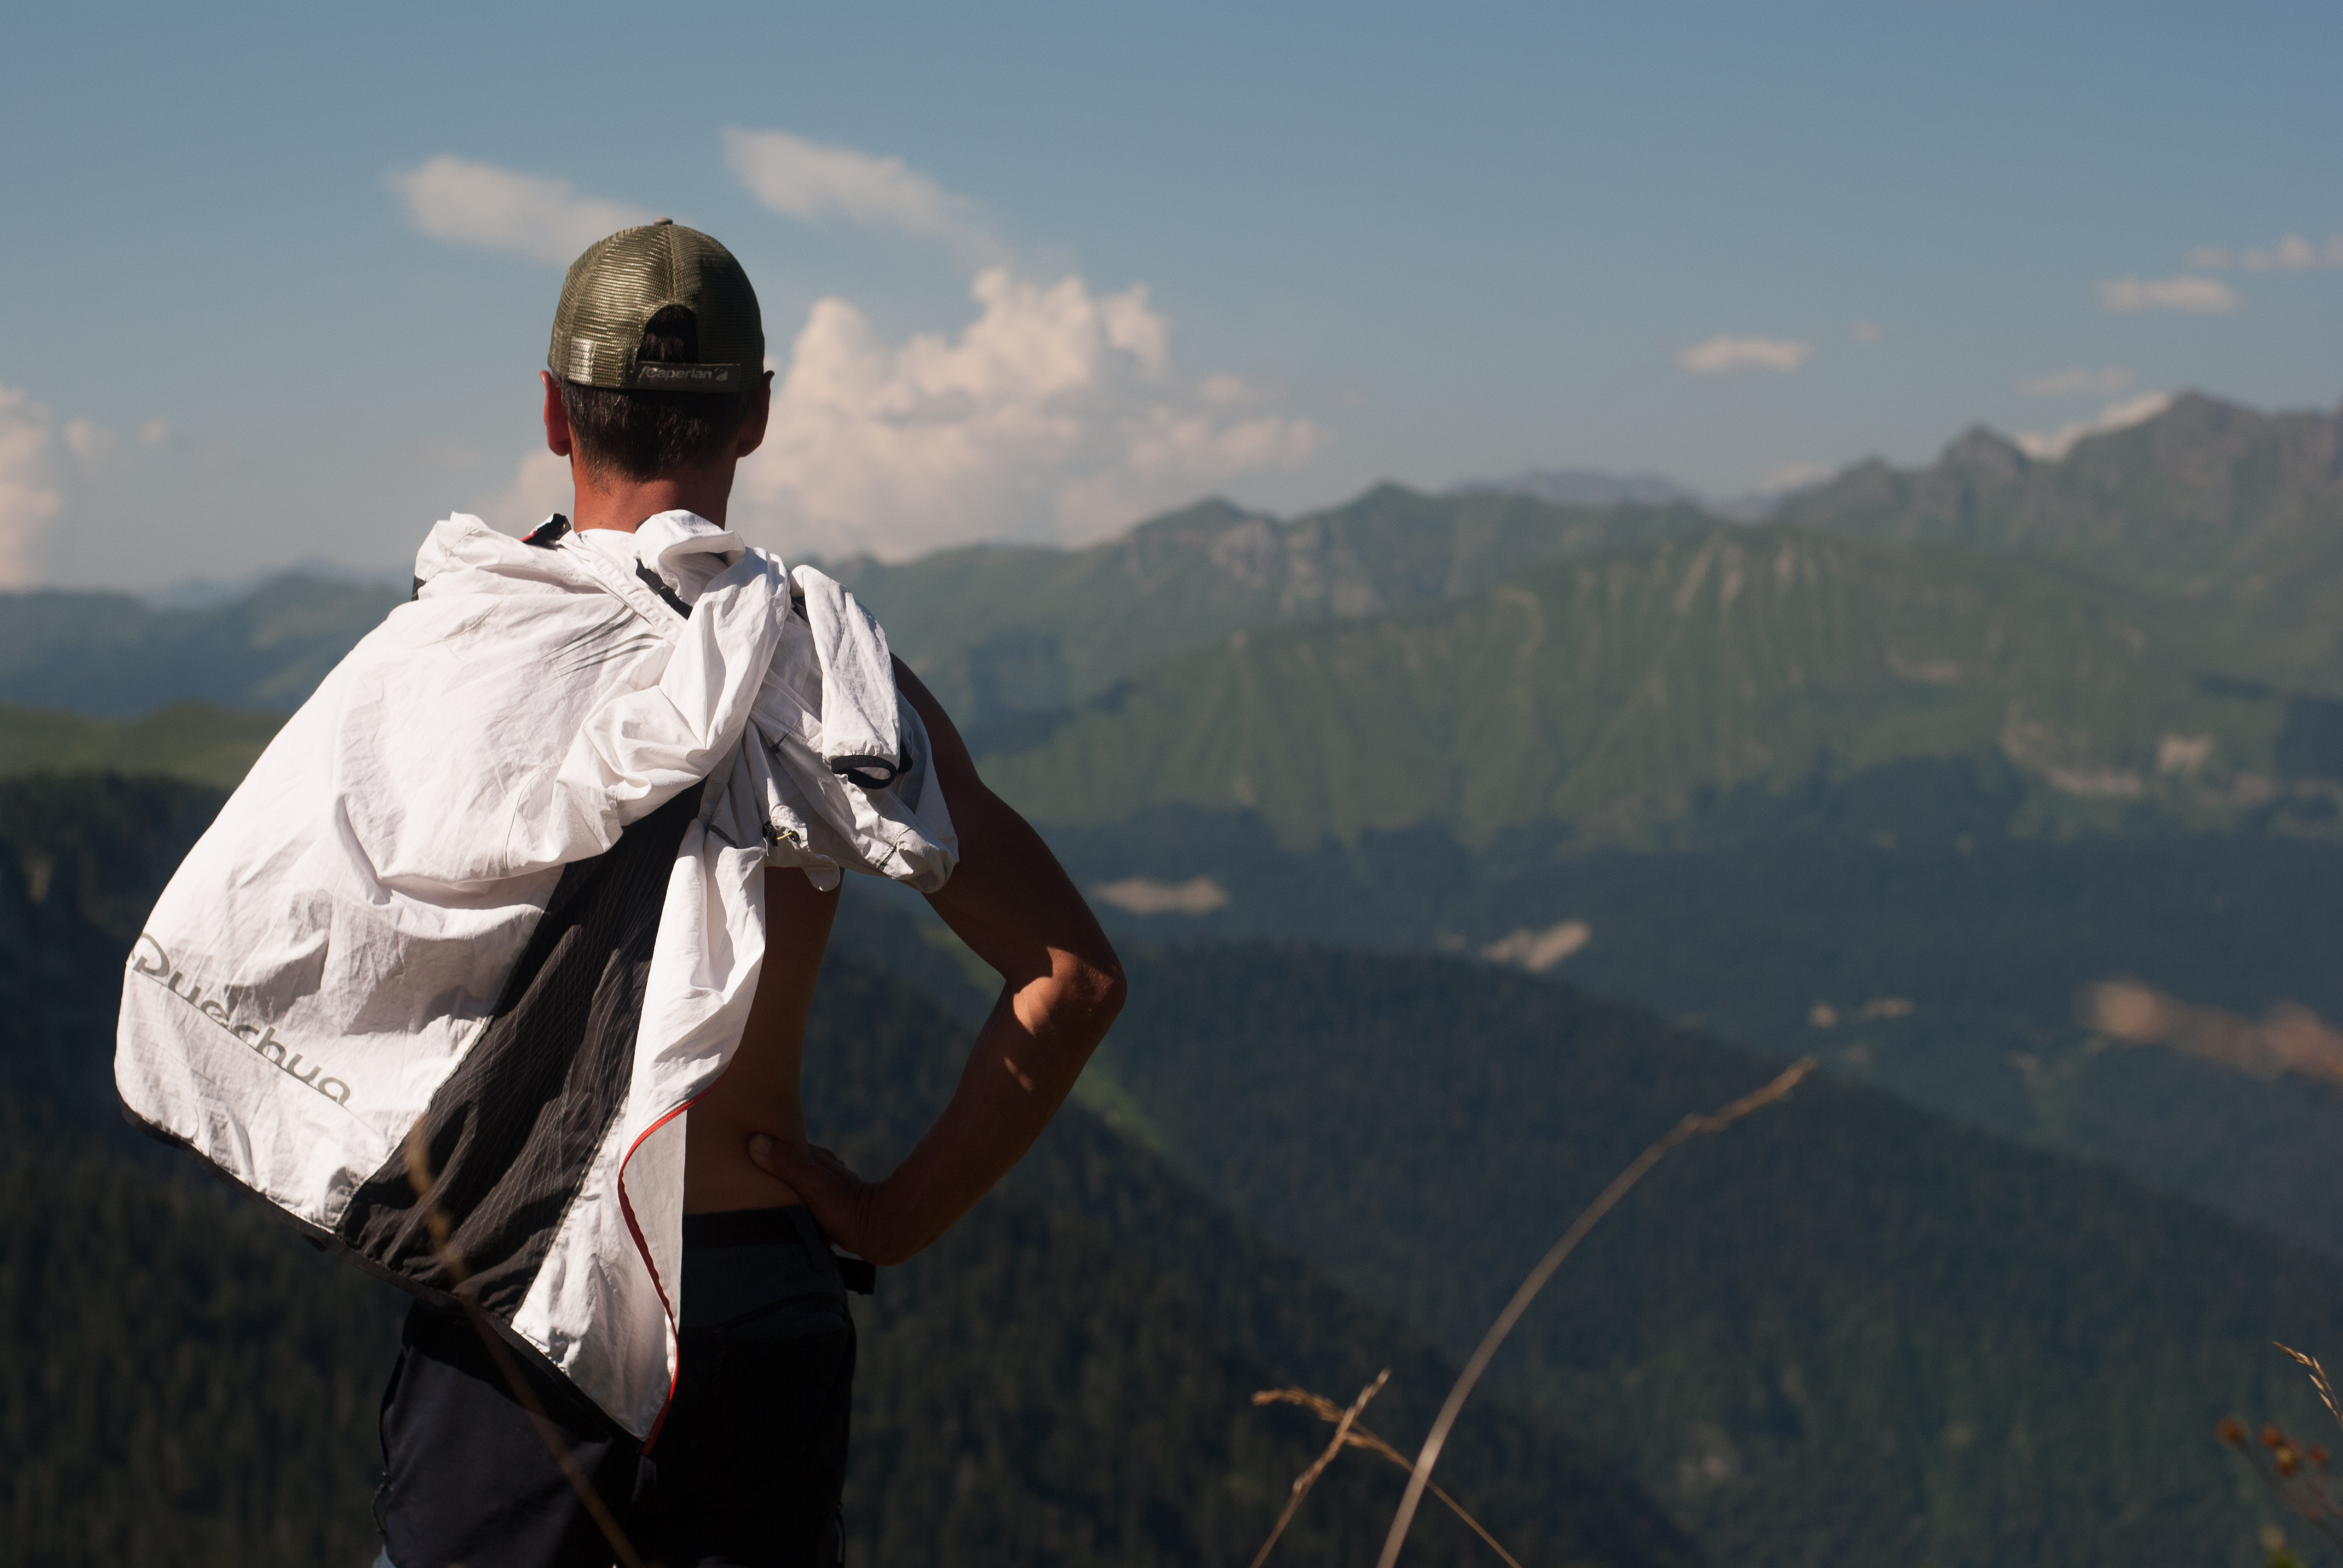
left=1119, top=496, right=1280, bottom=577
left=1939, top=425, right=2031, bottom=480
left=1122, top=495, right=1273, bottom=541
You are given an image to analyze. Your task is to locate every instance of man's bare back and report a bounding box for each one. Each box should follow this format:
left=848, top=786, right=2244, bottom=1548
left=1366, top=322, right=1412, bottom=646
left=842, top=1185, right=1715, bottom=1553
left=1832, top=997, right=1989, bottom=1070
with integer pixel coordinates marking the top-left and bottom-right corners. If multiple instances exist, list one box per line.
left=682, top=867, right=836, bottom=1213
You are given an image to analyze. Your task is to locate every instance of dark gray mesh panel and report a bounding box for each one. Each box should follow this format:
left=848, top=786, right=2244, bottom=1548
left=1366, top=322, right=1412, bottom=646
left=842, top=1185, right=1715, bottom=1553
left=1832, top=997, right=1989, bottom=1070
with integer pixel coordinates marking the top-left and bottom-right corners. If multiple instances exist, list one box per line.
left=336, top=783, right=706, bottom=1319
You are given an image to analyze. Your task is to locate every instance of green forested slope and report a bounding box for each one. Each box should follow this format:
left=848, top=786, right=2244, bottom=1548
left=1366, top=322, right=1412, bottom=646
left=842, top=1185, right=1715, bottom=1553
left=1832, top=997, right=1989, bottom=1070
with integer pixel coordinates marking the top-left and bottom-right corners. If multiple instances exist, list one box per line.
left=974, top=526, right=2301, bottom=845
left=0, top=1102, right=406, bottom=1567
left=1777, top=394, right=2343, bottom=682
left=1087, top=942, right=2335, bottom=1568
left=0, top=776, right=1688, bottom=1568
left=0, top=701, right=283, bottom=788
left=0, top=774, right=406, bottom=1565
left=0, top=574, right=401, bottom=717
left=831, top=486, right=1714, bottom=725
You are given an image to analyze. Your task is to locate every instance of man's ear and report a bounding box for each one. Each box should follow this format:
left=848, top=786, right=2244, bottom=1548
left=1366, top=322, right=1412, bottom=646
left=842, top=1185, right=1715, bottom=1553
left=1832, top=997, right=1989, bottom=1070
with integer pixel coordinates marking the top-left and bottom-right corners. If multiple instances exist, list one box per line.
left=540, top=371, right=574, bottom=458
left=732, top=370, right=776, bottom=460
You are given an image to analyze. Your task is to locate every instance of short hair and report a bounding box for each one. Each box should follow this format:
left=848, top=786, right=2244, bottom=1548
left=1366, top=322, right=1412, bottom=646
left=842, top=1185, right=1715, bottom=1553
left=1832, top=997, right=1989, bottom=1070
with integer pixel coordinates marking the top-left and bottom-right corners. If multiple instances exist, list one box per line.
left=558, top=305, right=758, bottom=482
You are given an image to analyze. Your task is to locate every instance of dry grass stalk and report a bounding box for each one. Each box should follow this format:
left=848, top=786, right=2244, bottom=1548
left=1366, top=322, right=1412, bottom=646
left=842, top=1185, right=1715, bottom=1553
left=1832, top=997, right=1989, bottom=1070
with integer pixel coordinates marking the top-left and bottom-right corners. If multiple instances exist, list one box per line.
left=402, top=1123, right=652, bottom=1568
left=1248, top=1368, right=1391, bottom=1568
left=1252, top=1387, right=1524, bottom=1568
left=2279, top=1344, right=2343, bottom=1434
left=2214, top=1346, right=2343, bottom=1555
left=1375, top=1056, right=1818, bottom=1568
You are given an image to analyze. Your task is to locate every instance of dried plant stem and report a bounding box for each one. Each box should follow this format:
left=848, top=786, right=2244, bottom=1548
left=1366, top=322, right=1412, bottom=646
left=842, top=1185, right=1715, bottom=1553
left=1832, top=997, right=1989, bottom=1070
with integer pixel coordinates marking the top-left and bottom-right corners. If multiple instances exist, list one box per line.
left=1375, top=1057, right=1818, bottom=1568
left=1249, top=1368, right=1390, bottom=1568
left=2269, top=1342, right=2343, bottom=1548
left=2279, top=1343, right=2343, bottom=1436
left=1252, top=1388, right=1523, bottom=1567
left=402, top=1125, right=649, bottom=1568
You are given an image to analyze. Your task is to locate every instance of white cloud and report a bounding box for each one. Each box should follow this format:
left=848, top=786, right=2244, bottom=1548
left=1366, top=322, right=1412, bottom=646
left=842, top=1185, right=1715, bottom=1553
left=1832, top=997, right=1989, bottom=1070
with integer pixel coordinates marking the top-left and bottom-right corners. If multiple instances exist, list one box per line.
left=0, top=385, right=64, bottom=589
left=2181, top=235, right=2343, bottom=273
left=390, top=155, right=655, bottom=266
left=2240, top=234, right=2343, bottom=272
left=473, top=448, right=573, bottom=533
left=2097, top=275, right=2240, bottom=314
left=724, top=129, right=994, bottom=257
left=736, top=268, right=1320, bottom=561
left=1679, top=335, right=1814, bottom=375
left=2016, top=391, right=2172, bottom=462
left=63, top=417, right=118, bottom=471
left=2018, top=367, right=2133, bottom=397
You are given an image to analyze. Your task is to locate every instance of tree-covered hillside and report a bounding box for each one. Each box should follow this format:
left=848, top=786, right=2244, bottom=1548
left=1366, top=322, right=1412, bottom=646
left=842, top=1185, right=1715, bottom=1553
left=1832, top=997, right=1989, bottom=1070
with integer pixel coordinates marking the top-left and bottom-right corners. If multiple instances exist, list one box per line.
left=0, top=775, right=1688, bottom=1568
left=0, top=701, right=283, bottom=788
left=1006, top=795, right=2343, bottom=1263
left=1086, top=942, right=2338, bottom=1568
left=973, top=526, right=2311, bottom=845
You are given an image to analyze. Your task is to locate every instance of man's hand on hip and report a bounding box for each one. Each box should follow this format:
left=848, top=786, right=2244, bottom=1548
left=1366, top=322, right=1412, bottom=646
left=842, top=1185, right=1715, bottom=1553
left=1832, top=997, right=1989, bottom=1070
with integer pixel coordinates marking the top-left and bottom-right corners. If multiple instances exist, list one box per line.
left=742, top=657, right=1126, bottom=1269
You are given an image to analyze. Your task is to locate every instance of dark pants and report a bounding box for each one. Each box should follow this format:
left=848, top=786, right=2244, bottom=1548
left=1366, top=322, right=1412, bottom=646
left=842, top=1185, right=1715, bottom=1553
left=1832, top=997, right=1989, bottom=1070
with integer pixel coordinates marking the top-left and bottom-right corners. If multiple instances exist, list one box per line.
left=376, top=1207, right=856, bottom=1568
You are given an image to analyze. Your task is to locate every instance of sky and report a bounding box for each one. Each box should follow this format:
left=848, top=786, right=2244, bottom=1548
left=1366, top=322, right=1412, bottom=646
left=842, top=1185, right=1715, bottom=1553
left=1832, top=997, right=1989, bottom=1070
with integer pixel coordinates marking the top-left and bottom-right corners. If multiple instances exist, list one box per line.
left=1, top=0, right=2338, bottom=590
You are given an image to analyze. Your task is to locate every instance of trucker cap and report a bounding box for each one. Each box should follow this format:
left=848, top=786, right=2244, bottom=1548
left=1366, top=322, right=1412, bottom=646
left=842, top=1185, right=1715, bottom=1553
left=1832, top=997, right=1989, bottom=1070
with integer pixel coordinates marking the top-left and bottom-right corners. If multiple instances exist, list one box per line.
left=548, top=219, right=764, bottom=394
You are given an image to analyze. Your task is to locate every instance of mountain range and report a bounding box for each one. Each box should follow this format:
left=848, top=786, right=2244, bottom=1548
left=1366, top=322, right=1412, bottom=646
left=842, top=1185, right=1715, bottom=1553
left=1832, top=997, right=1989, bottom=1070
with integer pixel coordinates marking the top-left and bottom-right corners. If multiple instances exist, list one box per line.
left=1776, top=393, right=2343, bottom=684
left=828, top=488, right=1720, bottom=727
left=11, top=391, right=2332, bottom=856
left=5, top=394, right=2334, bottom=785
left=0, top=573, right=401, bottom=719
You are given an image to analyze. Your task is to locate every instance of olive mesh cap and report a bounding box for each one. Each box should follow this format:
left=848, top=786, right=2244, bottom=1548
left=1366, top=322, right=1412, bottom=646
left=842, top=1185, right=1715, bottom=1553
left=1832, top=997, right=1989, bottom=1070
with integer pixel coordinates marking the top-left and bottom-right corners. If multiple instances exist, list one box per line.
left=548, top=219, right=764, bottom=393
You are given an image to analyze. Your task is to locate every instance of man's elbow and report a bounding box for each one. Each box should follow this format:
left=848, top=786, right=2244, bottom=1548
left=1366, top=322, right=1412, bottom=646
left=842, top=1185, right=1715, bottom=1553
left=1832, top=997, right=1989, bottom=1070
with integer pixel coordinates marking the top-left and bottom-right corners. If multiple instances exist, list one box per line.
left=1052, top=947, right=1128, bottom=1054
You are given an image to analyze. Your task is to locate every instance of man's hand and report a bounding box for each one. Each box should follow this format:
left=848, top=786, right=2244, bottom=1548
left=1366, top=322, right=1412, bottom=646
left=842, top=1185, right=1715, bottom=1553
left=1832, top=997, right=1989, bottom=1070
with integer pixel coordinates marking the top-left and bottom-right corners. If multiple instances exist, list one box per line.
left=746, top=658, right=1126, bottom=1266
left=746, top=1136, right=906, bottom=1263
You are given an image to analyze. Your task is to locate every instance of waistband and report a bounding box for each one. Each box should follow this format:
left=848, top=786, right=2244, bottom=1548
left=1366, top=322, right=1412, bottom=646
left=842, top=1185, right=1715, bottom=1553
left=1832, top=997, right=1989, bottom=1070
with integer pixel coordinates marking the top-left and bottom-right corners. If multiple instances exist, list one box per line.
left=681, top=1205, right=874, bottom=1294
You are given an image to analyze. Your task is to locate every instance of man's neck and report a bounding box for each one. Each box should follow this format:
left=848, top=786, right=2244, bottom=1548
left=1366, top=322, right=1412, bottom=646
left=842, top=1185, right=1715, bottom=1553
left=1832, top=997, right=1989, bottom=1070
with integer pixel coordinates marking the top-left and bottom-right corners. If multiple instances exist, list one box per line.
left=568, top=459, right=736, bottom=533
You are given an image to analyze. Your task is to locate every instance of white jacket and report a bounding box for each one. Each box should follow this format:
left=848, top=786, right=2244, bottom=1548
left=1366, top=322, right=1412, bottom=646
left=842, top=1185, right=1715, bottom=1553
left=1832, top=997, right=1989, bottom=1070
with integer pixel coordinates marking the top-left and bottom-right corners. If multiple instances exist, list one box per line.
left=114, top=509, right=954, bottom=1436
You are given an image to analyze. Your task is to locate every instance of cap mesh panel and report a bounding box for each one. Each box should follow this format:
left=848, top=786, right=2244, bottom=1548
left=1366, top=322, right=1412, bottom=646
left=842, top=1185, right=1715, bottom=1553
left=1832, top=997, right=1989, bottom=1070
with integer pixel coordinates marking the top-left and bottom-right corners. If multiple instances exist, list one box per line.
left=547, top=224, right=762, bottom=391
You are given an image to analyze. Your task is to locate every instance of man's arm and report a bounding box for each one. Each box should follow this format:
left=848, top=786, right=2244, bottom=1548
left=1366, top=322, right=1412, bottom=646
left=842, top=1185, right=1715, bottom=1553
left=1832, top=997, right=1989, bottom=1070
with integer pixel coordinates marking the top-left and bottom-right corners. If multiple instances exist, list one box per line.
left=746, top=658, right=1127, bottom=1264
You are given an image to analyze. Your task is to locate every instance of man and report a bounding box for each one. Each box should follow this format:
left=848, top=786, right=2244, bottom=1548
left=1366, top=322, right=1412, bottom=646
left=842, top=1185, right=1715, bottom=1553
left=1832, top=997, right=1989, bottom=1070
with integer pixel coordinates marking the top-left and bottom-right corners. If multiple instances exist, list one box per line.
left=115, top=222, right=1123, bottom=1567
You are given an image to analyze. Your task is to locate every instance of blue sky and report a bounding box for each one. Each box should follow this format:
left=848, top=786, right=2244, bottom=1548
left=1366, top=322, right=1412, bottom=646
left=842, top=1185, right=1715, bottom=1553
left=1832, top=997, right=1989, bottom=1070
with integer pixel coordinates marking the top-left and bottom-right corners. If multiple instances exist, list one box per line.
left=2, top=0, right=2338, bottom=589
